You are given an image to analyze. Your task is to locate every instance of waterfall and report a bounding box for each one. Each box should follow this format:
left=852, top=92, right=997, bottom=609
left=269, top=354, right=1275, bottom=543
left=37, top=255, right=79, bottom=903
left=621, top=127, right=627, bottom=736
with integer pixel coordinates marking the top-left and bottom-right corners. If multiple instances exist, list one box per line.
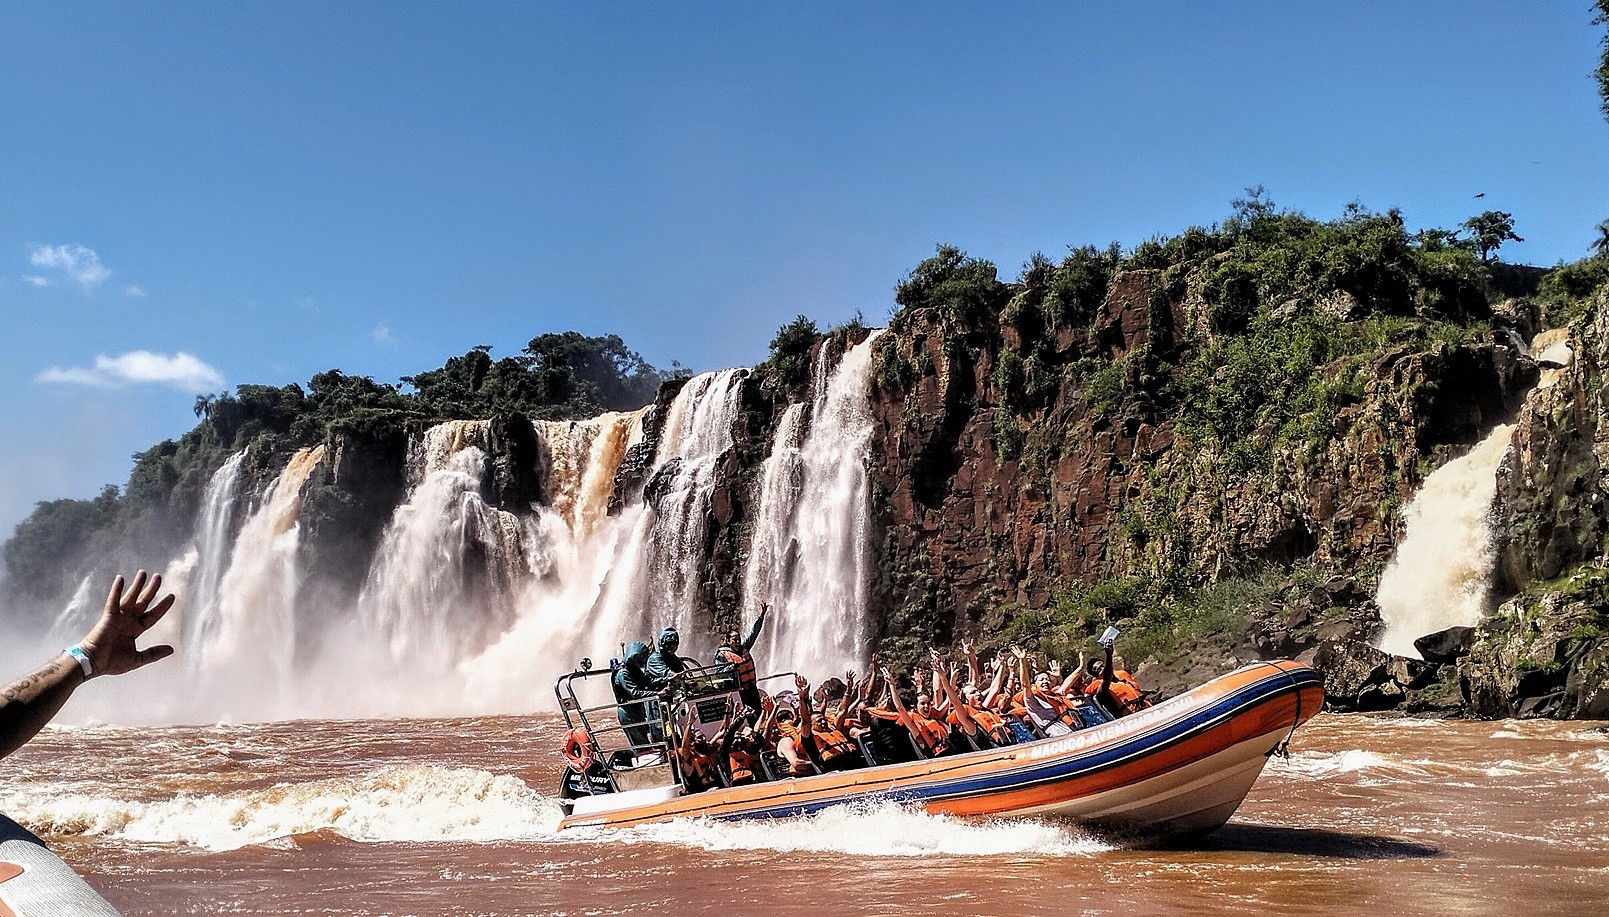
left=358, top=421, right=541, bottom=674
left=744, top=331, right=884, bottom=677
left=198, top=445, right=325, bottom=710
left=181, top=450, right=247, bottom=654
left=592, top=369, right=748, bottom=661
left=1375, top=425, right=1516, bottom=657
left=458, top=410, right=650, bottom=706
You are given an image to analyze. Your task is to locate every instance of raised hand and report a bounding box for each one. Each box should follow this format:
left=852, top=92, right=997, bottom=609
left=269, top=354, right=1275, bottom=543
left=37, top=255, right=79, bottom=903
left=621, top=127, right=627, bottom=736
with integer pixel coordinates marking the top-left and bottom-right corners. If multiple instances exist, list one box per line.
left=79, top=571, right=176, bottom=678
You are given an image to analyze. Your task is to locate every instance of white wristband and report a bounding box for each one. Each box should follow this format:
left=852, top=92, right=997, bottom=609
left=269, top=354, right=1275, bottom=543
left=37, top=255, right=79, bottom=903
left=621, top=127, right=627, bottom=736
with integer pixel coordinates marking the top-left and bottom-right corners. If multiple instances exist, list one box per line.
left=65, top=645, right=93, bottom=679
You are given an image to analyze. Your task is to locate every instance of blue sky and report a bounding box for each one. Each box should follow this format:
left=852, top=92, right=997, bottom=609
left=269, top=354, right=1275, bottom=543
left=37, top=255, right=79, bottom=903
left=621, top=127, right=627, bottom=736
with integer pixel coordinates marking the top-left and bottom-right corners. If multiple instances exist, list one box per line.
left=1, top=1, right=1604, bottom=541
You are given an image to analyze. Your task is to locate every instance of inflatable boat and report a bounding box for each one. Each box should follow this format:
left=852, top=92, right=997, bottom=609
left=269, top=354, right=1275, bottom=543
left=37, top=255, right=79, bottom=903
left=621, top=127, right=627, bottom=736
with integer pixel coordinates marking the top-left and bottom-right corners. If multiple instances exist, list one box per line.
left=555, top=658, right=1322, bottom=835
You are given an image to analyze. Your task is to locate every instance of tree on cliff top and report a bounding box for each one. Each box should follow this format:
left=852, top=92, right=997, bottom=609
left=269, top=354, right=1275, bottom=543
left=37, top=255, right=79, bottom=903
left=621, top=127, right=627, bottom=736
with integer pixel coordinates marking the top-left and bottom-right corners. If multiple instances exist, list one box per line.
left=894, top=244, right=1009, bottom=323
left=1596, top=0, right=1609, bottom=124
left=404, top=332, right=671, bottom=420
left=1462, top=211, right=1523, bottom=263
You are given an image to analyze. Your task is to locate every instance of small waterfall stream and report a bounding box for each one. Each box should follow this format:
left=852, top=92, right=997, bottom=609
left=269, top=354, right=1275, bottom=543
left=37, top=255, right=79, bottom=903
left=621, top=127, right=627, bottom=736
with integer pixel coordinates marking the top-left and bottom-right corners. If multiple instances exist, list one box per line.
left=181, top=450, right=247, bottom=653
left=1375, top=425, right=1516, bottom=657
left=198, top=445, right=325, bottom=711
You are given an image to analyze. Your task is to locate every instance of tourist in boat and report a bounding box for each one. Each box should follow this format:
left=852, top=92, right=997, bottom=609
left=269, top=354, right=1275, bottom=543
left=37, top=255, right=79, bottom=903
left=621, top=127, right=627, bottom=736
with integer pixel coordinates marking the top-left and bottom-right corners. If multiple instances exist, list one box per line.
left=725, top=705, right=768, bottom=786
left=0, top=571, right=174, bottom=762
left=646, top=626, right=699, bottom=684
left=929, top=649, right=992, bottom=751
left=771, top=675, right=818, bottom=776
left=611, top=640, right=666, bottom=748
left=674, top=704, right=730, bottom=793
left=1085, top=638, right=1149, bottom=717
left=878, top=667, right=949, bottom=758
left=714, top=604, right=768, bottom=714
left=1010, top=645, right=1075, bottom=737
left=790, top=673, right=865, bottom=772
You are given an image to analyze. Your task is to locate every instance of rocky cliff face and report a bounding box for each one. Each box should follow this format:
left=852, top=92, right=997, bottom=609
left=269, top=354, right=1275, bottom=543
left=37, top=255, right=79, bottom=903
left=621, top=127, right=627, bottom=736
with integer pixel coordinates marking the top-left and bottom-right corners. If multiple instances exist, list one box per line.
left=1465, top=290, right=1609, bottom=718
left=861, top=266, right=1536, bottom=670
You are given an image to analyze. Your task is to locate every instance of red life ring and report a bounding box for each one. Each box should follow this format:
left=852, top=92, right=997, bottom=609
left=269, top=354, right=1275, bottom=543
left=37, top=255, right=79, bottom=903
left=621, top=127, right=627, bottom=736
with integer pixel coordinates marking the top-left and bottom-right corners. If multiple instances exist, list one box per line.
left=562, top=728, right=596, bottom=772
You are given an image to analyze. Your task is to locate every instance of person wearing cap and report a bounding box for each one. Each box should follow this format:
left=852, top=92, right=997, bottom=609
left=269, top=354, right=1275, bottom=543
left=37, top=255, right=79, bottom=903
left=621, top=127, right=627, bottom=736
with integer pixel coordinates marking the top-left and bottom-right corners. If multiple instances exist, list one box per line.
left=645, top=626, right=699, bottom=684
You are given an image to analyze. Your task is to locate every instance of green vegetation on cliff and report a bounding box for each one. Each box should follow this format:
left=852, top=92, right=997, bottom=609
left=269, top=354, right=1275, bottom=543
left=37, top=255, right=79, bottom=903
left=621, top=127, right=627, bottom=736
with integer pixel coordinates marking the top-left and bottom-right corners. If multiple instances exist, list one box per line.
left=868, top=192, right=1571, bottom=673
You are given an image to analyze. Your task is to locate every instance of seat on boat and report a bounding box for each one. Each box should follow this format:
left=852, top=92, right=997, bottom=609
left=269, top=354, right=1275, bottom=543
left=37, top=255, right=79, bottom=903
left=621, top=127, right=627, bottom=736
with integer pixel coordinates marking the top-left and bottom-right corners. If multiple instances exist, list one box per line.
left=865, top=718, right=922, bottom=765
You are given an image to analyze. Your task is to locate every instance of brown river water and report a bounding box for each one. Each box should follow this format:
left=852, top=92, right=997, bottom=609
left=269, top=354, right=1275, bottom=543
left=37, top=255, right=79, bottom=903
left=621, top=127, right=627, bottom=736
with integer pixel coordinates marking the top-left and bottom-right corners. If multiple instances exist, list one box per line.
left=1, top=712, right=1605, bottom=916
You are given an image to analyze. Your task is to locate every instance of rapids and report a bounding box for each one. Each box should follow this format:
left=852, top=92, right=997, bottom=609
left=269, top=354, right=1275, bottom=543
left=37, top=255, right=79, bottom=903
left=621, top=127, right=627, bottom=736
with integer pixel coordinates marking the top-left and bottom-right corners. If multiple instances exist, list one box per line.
left=0, top=713, right=1603, bottom=915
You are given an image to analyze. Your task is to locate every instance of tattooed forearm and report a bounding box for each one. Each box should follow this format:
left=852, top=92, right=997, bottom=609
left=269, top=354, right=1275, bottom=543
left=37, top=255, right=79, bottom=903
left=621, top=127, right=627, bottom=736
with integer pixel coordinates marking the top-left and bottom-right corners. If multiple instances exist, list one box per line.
left=1, top=658, right=73, bottom=704
left=1, top=653, right=83, bottom=760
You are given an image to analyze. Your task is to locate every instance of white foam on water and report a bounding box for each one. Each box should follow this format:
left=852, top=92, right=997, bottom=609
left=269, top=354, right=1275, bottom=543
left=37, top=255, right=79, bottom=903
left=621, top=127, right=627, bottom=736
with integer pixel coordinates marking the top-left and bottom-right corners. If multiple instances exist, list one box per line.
left=0, top=766, right=563, bottom=852
left=614, top=799, right=1110, bottom=858
left=1588, top=749, right=1609, bottom=782
left=1266, top=749, right=1403, bottom=780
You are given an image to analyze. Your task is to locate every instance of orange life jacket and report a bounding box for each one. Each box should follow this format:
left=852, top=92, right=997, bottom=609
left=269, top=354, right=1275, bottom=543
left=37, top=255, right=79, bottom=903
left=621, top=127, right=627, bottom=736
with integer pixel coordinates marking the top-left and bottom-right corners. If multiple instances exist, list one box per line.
left=728, top=744, right=761, bottom=784
left=718, top=645, right=757, bottom=689
left=1085, top=673, right=1147, bottom=715
left=777, top=721, right=804, bottom=748
left=909, top=713, right=949, bottom=757
left=681, top=748, right=719, bottom=790
left=808, top=719, right=855, bottom=763
left=968, top=707, right=1014, bottom=746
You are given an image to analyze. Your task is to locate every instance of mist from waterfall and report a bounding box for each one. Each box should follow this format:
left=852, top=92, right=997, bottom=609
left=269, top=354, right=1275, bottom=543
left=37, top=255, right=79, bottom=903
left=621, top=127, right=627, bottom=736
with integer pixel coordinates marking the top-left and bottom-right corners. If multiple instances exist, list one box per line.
left=745, top=331, right=884, bottom=677
left=1375, top=425, right=1516, bottom=658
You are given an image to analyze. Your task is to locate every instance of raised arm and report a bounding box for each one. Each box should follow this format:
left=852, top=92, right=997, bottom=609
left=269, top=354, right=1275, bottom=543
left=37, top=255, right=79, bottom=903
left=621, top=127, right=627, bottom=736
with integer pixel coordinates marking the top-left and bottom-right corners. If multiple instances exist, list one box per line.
left=741, top=605, right=768, bottom=652
left=932, top=650, right=979, bottom=736
left=1, top=572, right=175, bottom=760
left=835, top=670, right=858, bottom=733
left=795, top=674, right=814, bottom=743
left=982, top=654, right=1008, bottom=708
left=962, top=637, right=980, bottom=688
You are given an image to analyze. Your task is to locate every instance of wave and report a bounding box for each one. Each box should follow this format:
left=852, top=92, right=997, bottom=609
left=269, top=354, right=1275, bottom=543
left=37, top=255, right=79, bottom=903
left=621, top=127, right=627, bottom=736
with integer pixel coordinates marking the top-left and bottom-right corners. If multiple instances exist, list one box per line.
left=606, top=798, right=1111, bottom=857
left=4, top=766, right=1110, bottom=859
left=0, top=765, right=562, bottom=852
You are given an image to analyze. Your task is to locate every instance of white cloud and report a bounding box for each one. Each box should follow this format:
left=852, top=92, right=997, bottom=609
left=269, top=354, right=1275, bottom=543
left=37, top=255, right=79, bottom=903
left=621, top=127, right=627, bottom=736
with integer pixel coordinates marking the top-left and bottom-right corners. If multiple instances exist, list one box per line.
left=36, top=351, right=225, bottom=393
left=28, top=243, right=113, bottom=291
left=22, top=275, right=49, bottom=287
left=372, top=322, right=395, bottom=345
left=123, top=284, right=147, bottom=298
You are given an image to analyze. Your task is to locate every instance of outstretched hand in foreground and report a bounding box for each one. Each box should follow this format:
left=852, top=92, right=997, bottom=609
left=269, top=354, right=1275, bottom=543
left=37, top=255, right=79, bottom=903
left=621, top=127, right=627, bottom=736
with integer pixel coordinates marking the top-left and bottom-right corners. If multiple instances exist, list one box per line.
left=79, top=571, right=176, bottom=677
left=2, top=571, right=177, bottom=760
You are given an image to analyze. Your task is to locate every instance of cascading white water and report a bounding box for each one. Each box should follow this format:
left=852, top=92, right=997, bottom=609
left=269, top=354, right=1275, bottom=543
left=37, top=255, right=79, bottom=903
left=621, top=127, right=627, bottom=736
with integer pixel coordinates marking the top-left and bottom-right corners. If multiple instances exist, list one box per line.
left=197, top=445, right=325, bottom=713
left=459, top=410, right=651, bottom=707
left=359, top=421, right=542, bottom=674
left=48, top=573, right=99, bottom=640
left=181, top=450, right=247, bottom=653
left=593, top=369, right=748, bottom=661
left=1375, top=425, right=1516, bottom=657
left=744, top=331, right=885, bottom=677
left=47, top=355, right=882, bottom=722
